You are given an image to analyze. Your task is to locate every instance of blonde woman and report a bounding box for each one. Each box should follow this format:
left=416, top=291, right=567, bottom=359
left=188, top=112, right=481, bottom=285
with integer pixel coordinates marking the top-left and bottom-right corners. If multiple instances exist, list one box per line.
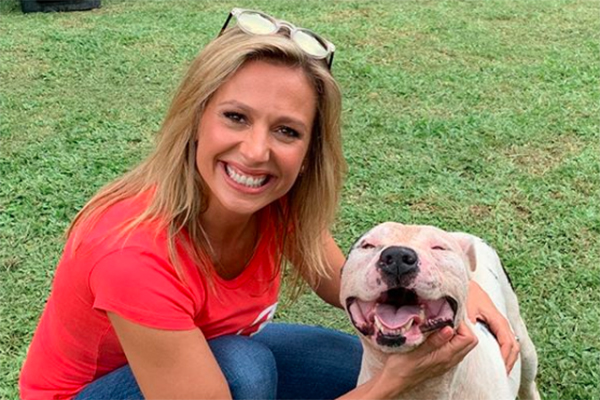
left=20, top=8, right=519, bottom=400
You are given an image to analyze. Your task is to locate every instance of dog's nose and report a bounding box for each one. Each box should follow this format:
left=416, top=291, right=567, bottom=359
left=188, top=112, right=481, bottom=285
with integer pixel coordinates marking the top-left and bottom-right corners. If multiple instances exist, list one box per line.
left=377, top=246, right=419, bottom=280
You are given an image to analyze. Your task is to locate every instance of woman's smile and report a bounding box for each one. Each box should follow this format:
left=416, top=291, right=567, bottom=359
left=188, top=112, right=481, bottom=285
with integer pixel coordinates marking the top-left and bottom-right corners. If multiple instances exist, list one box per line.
left=221, top=161, right=273, bottom=191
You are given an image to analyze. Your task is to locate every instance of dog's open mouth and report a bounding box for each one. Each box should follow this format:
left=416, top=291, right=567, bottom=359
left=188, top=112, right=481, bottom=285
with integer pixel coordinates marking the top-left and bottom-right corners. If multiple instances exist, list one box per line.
left=346, top=288, right=458, bottom=347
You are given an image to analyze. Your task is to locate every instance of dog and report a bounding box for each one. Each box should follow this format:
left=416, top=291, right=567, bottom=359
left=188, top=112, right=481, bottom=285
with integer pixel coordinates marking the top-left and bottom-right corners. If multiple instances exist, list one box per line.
left=340, top=222, right=540, bottom=400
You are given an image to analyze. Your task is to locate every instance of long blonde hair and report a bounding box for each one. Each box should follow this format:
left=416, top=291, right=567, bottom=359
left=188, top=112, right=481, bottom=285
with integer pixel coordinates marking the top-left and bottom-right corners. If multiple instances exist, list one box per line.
left=68, top=27, right=346, bottom=295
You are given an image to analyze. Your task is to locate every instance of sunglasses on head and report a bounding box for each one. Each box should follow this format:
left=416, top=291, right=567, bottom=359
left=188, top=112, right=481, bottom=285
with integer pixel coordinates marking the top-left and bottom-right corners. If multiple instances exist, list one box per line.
left=219, top=8, right=336, bottom=70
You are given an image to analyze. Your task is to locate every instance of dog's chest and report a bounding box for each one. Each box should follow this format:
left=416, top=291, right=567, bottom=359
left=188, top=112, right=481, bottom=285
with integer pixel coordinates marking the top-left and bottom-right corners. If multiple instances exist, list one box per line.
left=394, top=374, right=454, bottom=400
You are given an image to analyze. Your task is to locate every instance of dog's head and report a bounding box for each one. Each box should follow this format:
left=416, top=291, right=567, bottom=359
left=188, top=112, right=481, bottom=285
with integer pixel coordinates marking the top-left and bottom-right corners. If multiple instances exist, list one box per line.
left=340, top=222, right=476, bottom=353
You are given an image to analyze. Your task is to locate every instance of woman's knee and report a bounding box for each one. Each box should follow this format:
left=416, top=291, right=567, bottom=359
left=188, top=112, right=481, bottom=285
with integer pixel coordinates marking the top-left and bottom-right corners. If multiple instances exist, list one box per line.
left=209, top=335, right=277, bottom=399
left=74, top=365, right=143, bottom=400
left=253, top=323, right=362, bottom=399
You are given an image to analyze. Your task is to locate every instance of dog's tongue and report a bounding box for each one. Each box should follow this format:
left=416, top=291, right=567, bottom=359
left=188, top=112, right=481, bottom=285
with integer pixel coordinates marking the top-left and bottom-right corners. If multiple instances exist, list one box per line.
left=376, top=304, right=421, bottom=329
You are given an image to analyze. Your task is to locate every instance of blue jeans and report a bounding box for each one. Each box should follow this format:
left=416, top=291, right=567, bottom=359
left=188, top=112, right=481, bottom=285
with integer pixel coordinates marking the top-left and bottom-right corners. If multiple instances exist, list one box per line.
left=75, top=323, right=362, bottom=400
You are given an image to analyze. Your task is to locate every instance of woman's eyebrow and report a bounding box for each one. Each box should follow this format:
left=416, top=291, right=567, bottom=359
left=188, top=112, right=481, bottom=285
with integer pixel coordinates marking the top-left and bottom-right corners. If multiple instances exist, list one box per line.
left=219, top=100, right=309, bottom=132
left=218, top=100, right=255, bottom=113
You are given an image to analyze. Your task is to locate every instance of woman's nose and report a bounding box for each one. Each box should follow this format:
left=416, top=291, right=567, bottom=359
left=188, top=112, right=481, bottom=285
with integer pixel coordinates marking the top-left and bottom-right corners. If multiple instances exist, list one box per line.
left=239, top=127, right=270, bottom=164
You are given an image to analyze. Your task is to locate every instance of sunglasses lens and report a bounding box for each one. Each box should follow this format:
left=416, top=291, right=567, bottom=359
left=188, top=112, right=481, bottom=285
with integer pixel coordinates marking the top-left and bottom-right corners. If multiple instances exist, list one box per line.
left=237, top=11, right=277, bottom=35
left=292, top=30, right=329, bottom=58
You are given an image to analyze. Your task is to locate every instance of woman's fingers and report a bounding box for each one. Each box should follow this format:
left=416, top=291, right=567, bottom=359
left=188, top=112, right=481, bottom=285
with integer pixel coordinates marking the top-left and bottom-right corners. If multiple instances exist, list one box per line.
left=449, top=322, right=479, bottom=362
left=506, top=341, right=520, bottom=374
left=414, top=322, right=477, bottom=369
left=482, top=312, right=520, bottom=373
left=466, top=281, right=520, bottom=373
left=417, top=326, right=454, bottom=353
left=500, top=333, right=520, bottom=373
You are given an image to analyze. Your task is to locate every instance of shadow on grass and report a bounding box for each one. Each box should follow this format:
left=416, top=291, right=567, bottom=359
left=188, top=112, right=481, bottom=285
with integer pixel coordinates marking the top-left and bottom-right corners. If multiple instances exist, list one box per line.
left=0, top=0, right=22, bottom=14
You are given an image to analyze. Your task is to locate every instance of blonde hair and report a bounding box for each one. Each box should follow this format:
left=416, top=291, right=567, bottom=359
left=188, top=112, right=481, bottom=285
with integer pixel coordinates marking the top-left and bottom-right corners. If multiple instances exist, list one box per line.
left=68, top=27, right=346, bottom=296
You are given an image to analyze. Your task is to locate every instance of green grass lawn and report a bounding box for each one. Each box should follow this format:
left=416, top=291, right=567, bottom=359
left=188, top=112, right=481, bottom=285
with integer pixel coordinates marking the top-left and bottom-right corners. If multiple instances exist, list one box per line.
left=1, top=0, right=599, bottom=398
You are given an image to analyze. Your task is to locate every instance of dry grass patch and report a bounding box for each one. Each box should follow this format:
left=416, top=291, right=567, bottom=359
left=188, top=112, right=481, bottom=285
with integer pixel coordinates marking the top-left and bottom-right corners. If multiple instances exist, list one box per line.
left=504, top=136, right=584, bottom=176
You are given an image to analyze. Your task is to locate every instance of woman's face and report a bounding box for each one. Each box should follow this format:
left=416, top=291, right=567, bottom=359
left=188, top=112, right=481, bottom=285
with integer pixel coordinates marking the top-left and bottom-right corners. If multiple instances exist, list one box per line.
left=196, top=60, right=317, bottom=220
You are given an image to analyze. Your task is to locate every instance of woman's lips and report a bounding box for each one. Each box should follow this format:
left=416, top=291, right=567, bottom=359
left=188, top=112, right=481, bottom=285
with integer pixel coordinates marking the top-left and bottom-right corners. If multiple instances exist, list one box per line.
left=220, top=161, right=274, bottom=192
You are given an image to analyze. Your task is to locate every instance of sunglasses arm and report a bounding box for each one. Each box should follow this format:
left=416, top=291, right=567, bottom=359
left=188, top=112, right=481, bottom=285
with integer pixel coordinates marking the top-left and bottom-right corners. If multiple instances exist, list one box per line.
left=328, top=52, right=335, bottom=70
left=218, top=12, right=234, bottom=37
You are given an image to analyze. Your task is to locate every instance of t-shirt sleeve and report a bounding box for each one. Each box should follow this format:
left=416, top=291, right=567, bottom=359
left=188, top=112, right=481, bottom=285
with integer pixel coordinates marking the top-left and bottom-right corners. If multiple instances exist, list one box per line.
left=89, top=247, right=198, bottom=330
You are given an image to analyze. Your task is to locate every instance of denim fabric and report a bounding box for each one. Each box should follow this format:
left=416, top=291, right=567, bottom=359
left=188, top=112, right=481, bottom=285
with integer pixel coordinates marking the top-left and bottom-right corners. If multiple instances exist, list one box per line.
left=74, top=323, right=362, bottom=400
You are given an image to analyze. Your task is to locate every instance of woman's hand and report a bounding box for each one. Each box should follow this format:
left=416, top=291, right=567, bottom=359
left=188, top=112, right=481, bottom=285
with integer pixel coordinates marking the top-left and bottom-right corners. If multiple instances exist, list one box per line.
left=338, top=322, right=478, bottom=399
left=467, top=281, right=520, bottom=373
left=378, top=322, right=478, bottom=396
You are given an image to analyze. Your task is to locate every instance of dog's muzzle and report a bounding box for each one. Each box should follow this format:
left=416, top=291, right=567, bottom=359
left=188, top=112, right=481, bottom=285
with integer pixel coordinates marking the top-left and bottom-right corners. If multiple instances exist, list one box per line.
left=345, top=246, right=459, bottom=348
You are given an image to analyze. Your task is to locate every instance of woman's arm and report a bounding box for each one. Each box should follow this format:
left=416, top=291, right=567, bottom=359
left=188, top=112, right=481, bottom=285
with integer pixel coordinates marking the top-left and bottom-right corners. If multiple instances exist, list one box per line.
left=108, top=312, right=231, bottom=400
left=310, top=231, right=345, bottom=308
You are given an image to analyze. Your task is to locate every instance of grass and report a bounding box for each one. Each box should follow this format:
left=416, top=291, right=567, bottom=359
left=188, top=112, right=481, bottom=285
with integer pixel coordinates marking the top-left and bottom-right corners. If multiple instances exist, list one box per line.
left=1, top=0, right=599, bottom=398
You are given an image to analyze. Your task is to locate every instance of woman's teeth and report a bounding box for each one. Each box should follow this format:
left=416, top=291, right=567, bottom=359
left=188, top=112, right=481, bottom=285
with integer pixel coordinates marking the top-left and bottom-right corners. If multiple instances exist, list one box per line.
left=226, top=164, right=268, bottom=188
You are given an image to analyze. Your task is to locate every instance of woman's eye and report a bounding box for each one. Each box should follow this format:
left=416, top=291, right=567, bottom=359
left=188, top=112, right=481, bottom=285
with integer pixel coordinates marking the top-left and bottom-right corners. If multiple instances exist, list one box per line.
left=276, top=126, right=300, bottom=139
left=223, top=112, right=246, bottom=124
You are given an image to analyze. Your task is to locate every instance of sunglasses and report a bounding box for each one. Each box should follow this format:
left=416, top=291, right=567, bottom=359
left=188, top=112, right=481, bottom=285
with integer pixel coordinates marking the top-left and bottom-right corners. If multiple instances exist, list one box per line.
left=219, top=8, right=336, bottom=70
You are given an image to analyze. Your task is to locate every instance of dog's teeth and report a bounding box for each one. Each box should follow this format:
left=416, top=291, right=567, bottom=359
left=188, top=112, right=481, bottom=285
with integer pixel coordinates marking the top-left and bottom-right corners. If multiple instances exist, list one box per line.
left=374, top=315, right=417, bottom=336
left=401, top=319, right=414, bottom=334
left=374, top=316, right=384, bottom=333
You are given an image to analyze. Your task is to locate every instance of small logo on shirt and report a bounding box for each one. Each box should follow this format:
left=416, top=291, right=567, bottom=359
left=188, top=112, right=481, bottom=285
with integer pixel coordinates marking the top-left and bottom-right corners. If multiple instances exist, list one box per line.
left=237, top=302, right=278, bottom=336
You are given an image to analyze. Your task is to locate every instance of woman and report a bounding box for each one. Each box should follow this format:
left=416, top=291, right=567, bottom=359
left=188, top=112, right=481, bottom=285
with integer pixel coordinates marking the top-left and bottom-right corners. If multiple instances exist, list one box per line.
left=20, top=8, right=518, bottom=400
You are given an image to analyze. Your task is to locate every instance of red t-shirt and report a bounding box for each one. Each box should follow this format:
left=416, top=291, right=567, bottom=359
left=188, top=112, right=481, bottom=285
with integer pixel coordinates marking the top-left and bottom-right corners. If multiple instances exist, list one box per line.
left=19, top=195, right=281, bottom=400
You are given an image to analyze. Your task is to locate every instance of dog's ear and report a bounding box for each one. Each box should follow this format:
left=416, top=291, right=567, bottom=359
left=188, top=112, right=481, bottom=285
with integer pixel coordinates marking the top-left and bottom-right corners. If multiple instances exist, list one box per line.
left=449, top=232, right=477, bottom=273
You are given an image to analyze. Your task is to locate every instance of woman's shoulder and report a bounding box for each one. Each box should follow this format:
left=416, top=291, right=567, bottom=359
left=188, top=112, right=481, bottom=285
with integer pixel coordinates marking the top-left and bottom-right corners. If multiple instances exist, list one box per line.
left=69, top=191, right=168, bottom=258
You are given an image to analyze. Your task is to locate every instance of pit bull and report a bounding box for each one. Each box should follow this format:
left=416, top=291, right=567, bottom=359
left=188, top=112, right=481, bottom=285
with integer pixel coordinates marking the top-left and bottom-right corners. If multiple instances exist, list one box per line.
left=340, top=222, right=540, bottom=400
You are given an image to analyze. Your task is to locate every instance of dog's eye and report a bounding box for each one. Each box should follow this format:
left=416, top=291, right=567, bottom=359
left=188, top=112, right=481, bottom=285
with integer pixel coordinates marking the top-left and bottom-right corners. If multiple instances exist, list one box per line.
left=360, top=241, right=375, bottom=249
left=431, top=245, right=447, bottom=251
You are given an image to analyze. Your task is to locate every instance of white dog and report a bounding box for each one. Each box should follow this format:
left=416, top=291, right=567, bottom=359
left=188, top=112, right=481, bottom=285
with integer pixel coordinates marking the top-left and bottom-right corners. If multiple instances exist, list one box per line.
left=340, top=222, right=540, bottom=400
